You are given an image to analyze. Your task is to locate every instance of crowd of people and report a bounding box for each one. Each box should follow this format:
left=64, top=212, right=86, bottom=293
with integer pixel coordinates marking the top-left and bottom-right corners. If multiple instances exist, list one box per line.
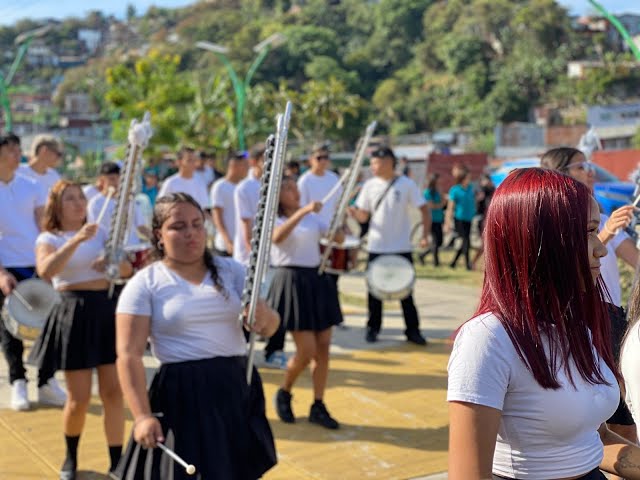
left=4, top=126, right=640, bottom=479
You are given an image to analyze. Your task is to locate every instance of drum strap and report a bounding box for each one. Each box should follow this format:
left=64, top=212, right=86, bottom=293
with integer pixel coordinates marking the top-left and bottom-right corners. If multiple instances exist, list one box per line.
left=373, top=176, right=399, bottom=215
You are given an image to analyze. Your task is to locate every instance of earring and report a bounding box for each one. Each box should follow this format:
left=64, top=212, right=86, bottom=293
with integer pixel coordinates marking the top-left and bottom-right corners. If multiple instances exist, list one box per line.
left=158, top=241, right=164, bottom=251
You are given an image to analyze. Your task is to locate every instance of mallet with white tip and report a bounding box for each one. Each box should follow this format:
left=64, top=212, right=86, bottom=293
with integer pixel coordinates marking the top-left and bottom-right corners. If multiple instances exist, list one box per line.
left=156, top=442, right=196, bottom=475
left=96, top=186, right=116, bottom=225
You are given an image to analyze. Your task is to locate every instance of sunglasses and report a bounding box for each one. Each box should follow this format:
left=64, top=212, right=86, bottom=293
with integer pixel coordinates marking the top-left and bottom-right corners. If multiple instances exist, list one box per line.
left=316, top=155, right=330, bottom=161
left=564, top=161, right=595, bottom=173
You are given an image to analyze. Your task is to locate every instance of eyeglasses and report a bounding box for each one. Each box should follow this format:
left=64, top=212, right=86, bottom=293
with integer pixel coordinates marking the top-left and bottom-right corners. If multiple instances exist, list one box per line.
left=564, top=161, right=595, bottom=173
left=316, top=155, right=330, bottom=161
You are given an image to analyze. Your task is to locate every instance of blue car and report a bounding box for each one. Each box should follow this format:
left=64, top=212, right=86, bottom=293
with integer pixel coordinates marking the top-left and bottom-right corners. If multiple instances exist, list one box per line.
left=489, top=158, right=634, bottom=215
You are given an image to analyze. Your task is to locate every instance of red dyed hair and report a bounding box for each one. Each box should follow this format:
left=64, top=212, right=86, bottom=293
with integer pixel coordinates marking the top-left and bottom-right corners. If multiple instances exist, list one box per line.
left=476, top=167, right=618, bottom=389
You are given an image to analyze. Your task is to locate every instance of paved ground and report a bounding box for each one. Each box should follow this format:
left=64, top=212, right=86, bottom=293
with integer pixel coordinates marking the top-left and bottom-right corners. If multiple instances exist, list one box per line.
left=0, top=275, right=479, bottom=479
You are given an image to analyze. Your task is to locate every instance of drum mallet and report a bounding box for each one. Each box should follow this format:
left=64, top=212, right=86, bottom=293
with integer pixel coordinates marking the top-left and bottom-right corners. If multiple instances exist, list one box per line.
left=12, top=290, right=33, bottom=311
left=96, top=186, right=116, bottom=225
left=156, top=442, right=196, bottom=475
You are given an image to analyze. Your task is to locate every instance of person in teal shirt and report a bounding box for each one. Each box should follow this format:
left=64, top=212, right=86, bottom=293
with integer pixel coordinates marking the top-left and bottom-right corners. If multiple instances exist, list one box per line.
left=419, top=173, right=446, bottom=266
left=445, top=164, right=476, bottom=270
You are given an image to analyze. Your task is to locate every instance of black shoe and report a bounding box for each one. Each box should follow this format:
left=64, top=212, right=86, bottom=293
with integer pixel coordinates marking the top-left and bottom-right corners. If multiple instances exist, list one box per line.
left=406, top=331, right=428, bottom=346
left=365, top=329, right=378, bottom=343
left=417, top=253, right=426, bottom=266
left=275, top=388, right=295, bottom=423
left=309, top=400, right=340, bottom=430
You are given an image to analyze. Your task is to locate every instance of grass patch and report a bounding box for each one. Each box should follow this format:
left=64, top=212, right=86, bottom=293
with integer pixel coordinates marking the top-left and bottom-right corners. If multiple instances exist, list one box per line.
left=413, top=249, right=484, bottom=287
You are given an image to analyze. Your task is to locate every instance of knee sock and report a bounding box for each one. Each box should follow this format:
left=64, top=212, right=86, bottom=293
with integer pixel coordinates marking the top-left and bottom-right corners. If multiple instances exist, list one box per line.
left=62, top=435, right=80, bottom=472
left=109, top=445, right=123, bottom=472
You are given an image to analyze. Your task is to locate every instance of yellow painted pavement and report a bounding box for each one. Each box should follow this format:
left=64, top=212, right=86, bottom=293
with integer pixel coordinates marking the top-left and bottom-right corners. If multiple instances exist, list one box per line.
left=0, top=341, right=450, bottom=480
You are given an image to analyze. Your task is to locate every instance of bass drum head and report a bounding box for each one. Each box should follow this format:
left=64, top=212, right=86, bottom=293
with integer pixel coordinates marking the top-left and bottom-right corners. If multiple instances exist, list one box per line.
left=366, top=255, right=415, bottom=301
left=2, top=279, right=61, bottom=341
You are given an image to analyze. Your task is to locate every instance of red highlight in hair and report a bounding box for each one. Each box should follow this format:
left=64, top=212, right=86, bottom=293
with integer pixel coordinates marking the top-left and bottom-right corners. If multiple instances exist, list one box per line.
left=475, top=168, right=618, bottom=389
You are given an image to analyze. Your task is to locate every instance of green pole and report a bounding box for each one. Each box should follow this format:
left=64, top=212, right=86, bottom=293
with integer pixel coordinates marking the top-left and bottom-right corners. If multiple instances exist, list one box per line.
left=0, top=35, right=36, bottom=132
left=214, top=46, right=274, bottom=151
left=588, top=0, right=640, bottom=61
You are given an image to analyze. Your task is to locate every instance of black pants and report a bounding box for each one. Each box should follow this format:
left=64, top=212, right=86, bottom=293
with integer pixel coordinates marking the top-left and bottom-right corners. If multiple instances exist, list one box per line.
left=0, top=267, right=55, bottom=386
left=367, top=252, right=420, bottom=336
left=429, top=222, right=443, bottom=266
left=451, top=220, right=472, bottom=269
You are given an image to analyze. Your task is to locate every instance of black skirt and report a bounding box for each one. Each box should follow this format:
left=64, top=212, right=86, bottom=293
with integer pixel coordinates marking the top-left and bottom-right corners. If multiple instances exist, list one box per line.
left=29, top=290, right=116, bottom=371
left=113, top=356, right=277, bottom=480
left=267, top=266, right=343, bottom=332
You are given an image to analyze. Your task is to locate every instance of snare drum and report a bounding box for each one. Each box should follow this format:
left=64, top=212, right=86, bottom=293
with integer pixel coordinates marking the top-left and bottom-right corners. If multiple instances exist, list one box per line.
left=1, top=279, right=61, bottom=341
left=124, top=244, right=152, bottom=271
left=366, top=255, right=415, bottom=301
left=319, top=236, right=361, bottom=274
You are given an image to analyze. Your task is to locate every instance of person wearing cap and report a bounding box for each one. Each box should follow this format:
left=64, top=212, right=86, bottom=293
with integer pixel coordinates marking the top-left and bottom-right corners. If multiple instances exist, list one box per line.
left=348, top=146, right=430, bottom=345
left=87, top=162, right=150, bottom=246
left=0, top=132, right=67, bottom=411
left=18, top=134, right=63, bottom=193
left=210, top=152, right=249, bottom=256
left=158, top=145, right=210, bottom=211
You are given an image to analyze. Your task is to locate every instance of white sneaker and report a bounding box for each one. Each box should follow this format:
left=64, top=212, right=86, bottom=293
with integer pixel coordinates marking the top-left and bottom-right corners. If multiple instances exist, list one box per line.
left=264, top=351, right=288, bottom=370
left=38, top=378, right=67, bottom=407
left=11, top=379, right=30, bottom=411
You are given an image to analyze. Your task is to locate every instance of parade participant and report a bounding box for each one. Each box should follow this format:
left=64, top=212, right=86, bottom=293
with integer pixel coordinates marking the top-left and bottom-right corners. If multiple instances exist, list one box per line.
left=284, top=160, right=301, bottom=179
left=141, top=168, right=159, bottom=208
left=297, top=144, right=341, bottom=226
left=18, top=134, right=63, bottom=193
left=87, top=162, right=151, bottom=246
left=158, top=146, right=210, bottom=211
left=0, top=132, right=66, bottom=411
left=30, top=180, right=129, bottom=479
left=271, top=177, right=344, bottom=429
left=233, top=143, right=265, bottom=266
left=445, top=163, right=476, bottom=271
left=418, top=173, right=445, bottom=267
left=470, top=174, right=495, bottom=270
left=114, top=193, right=279, bottom=479
left=210, top=152, right=248, bottom=256
left=448, top=167, right=640, bottom=480
left=349, top=146, right=430, bottom=345
left=542, top=147, right=639, bottom=446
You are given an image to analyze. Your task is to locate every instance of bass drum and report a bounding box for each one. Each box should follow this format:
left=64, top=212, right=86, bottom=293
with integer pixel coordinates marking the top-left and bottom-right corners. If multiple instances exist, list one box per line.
left=2, top=279, right=61, bottom=341
left=319, top=236, right=361, bottom=274
left=366, top=255, right=415, bottom=301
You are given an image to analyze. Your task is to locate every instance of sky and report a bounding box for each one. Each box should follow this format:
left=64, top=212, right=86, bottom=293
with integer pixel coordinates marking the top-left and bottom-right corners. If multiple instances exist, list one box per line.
left=0, top=0, right=638, bottom=26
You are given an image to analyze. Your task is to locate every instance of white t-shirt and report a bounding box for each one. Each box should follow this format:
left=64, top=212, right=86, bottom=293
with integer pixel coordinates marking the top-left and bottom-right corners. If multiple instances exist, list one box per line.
left=82, top=184, right=100, bottom=202
left=297, top=170, right=341, bottom=226
left=448, top=313, right=619, bottom=479
left=621, top=321, right=640, bottom=430
left=599, top=213, right=627, bottom=307
left=233, top=176, right=261, bottom=265
left=210, top=178, right=238, bottom=253
left=87, top=193, right=148, bottom=246
left=17, top=164, right=61, bottom=193
left=195, top=166, right=215, bottom=190
left=158, top=174, right=210, bottom=209
left=116, top=259, right=247, bottom=364
left=0, top=175, right=47, bottom=267
left=36, top=228, right=107, bottom=289
left=270, top=214, right=327, bottom=268
left=355, top=175, right=425, bottom=253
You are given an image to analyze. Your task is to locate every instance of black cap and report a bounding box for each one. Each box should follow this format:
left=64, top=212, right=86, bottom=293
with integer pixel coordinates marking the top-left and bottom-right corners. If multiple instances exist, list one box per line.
left=99, top=161, right=121, bottom=175
left=0, top=132, right=20, bottom=147
left=371, top=145, right=396, bottom=161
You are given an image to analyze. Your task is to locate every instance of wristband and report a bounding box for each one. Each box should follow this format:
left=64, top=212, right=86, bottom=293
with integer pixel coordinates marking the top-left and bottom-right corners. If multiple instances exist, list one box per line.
left=603, top=224, right=617, bottom=236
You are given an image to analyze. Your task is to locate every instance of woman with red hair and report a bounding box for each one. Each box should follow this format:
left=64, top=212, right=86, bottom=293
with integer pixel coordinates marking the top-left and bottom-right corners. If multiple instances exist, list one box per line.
left=448, top=168, right=640, bottom=479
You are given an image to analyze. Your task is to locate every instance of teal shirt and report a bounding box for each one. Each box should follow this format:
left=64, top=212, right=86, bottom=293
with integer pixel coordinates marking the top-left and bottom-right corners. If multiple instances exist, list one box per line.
left=423, top=189, right=444, bottom=223
left=448, top=184, right=476, bottom=222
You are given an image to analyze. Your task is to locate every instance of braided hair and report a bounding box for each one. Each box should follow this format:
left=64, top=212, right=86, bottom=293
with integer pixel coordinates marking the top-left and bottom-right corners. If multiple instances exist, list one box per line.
left=151, top=192, right=226, bottom=296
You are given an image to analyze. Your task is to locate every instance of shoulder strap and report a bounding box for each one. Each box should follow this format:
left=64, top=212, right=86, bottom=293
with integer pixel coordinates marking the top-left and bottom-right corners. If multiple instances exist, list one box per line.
left=373, top=176, right=399, bottom=214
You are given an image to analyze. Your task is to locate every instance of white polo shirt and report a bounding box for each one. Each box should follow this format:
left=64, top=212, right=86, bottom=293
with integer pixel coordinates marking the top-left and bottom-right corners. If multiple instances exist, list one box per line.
left=17, top=164, right=61, bottom=193
left=0, top=175, right=47, bottom=267
left=355, top=175, right=424, bottom=253
left=158, top=174, right=210, bottom=209
left=297, top=170, right=341, bottom=225
left=210, top=178, right=238, bottom=253
left=233, top=176, right=261, bottom=265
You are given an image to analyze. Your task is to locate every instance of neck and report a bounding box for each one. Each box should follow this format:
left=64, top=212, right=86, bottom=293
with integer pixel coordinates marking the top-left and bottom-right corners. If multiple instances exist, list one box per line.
left=163, top=257, right=206, bottom=273
left=61, top=220, right=84, bottom=232
left=179, top=169, right=193, bottom=179
left=28, top=157, right=48, bottom=174
left=311, top=167, right=325, bottom=176
left=378, top=170, right=395, bottom=181
left=227, top=172, right=243, bottom=183
left=253, top=166, right=263, bottom=178
left=0, top=166, right=14, bottom=183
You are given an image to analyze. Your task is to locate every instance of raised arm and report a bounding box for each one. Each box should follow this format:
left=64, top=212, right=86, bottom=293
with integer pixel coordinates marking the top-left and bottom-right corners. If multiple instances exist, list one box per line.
left=272, top=202, right=322, bottom=244
left=36, top=224, right=98, bottom=281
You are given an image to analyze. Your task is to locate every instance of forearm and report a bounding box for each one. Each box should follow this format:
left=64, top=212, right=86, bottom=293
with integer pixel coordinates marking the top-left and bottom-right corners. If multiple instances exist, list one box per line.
left=601, top=426, right=640, bottom=478
left=352, top=208, right=370, bottom=224
left=116, top=354, right=152, bottom=420
left=37, top=240, right=81, bottom=279
left=242, top=220, right=252, bottom=250
left=212, top=210, right=232, bottom=245
left=598, top=230, right=616, bottom=246
left=273, top=208, right=308, bottom=244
